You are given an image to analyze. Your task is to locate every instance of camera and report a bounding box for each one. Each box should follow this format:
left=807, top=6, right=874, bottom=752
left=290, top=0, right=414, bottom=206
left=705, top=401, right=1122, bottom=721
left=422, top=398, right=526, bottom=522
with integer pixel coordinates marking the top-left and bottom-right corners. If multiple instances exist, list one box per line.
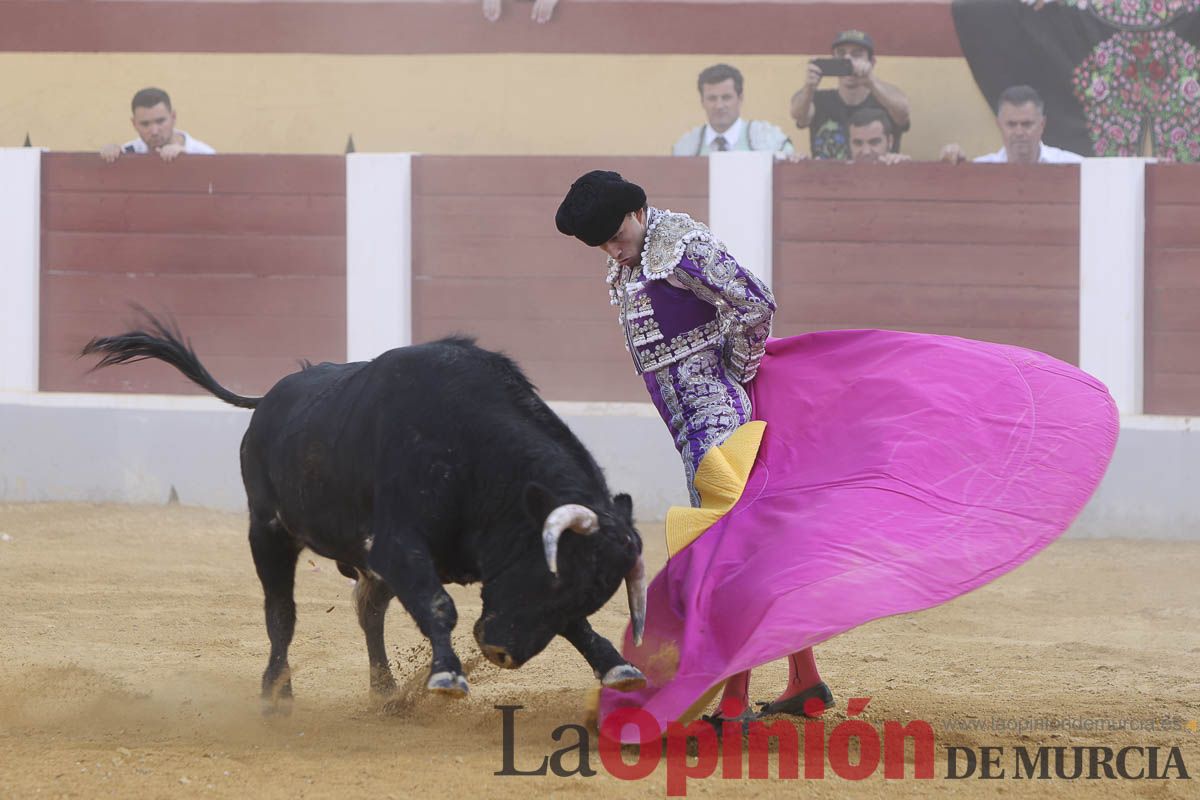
left=812, top=57, right=854, bottom=77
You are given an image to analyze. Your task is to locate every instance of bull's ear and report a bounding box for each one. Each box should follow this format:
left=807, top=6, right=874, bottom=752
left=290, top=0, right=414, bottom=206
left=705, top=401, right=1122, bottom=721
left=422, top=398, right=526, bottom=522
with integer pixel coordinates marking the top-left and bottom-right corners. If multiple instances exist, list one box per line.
left=613, top=493, right=634, bottom=523
left=524, top=482, right=559, bottom=524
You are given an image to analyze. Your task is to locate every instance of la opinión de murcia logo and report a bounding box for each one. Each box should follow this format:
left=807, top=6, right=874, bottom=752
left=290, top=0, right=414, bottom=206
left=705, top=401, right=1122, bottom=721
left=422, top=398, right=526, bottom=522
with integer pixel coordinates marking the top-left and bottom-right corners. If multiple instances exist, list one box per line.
left=946, top=745, right=1190, bottom=780
left=495, top=699, right=1192, bottom=796
left=497, top=697, right=933, bottom=795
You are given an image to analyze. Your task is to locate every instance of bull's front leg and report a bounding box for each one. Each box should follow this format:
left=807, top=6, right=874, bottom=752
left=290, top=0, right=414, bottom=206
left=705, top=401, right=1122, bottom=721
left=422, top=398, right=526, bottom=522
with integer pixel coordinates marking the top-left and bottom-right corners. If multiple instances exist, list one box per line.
left=561, top=618, right=646, bottom=692
left=366, top=529, right=468, bottom=697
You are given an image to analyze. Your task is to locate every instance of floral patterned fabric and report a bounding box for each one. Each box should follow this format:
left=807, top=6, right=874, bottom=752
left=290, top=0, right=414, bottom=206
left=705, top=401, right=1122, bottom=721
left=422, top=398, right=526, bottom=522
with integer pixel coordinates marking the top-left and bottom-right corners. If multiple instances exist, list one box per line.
left=951, top=0, right=1200, bottom=161
left=1064, top=0, right=1200, bottom=160
left=1084, top=0, right=1189, bottom=30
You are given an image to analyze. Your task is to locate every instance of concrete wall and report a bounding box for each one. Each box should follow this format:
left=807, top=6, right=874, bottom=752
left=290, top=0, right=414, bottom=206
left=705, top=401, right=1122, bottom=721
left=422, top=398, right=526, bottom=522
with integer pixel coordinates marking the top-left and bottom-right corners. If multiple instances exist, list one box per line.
left=1070, top=419, right=1200, bottom=540
left=2, top=392, right=1196, bottom=537
left=0, top=394, right=688, bottom=519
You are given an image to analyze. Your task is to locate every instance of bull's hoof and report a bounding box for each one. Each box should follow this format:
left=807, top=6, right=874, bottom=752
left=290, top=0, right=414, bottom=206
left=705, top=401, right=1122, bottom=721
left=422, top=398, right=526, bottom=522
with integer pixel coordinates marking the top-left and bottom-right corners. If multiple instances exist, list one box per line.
left=427, top=671, right=469, bottom=698
left=601, top=664, right=647, bottom=692
left=260, top=696, right=294, bottom=718
left=369, top=666, right=398, bottom=698
left=260, top=671, right=294, bottom=717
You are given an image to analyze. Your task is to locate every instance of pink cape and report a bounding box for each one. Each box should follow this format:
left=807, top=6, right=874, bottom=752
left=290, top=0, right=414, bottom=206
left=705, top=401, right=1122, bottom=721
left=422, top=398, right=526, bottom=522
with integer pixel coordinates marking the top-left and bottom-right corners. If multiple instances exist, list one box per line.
left=600, top=330, right=1119, bottom=742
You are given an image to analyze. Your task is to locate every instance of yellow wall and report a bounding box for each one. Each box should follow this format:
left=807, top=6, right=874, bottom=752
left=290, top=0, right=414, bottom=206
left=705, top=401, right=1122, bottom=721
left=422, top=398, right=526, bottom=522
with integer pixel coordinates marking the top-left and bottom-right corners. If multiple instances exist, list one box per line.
left=1, top=53, right=1000, bottom=160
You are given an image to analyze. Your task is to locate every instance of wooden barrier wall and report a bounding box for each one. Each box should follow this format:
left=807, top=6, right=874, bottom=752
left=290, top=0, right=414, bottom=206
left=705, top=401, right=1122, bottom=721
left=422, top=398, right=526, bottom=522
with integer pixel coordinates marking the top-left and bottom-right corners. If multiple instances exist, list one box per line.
left=772, top=162, right=1081, bottom=365
left=411, top=156, right=708, bottom=403
left=37, top=154, right=1199, bottom=416
left=39, top=153, right=346, bottom=395
left=1145, top=164, right=1200, bottom=416
left=1, top=1, right=959, bottom=56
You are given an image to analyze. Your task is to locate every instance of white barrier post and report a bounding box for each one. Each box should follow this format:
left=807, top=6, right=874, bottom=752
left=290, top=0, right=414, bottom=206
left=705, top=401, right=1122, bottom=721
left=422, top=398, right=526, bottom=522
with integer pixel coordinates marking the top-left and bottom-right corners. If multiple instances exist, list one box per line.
left=0, top=148, right=41, bottom=392
left=346, top=153, right=414, bottom=361
left=707, top=151, right=774, bottom=287
left=1079, top=158, right=1149, bottom=415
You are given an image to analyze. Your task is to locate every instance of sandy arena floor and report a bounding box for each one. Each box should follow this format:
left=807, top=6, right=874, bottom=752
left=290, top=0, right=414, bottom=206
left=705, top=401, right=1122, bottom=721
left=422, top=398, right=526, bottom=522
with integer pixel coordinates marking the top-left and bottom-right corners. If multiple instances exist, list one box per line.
left=0, top=502, right=1197, bottom=798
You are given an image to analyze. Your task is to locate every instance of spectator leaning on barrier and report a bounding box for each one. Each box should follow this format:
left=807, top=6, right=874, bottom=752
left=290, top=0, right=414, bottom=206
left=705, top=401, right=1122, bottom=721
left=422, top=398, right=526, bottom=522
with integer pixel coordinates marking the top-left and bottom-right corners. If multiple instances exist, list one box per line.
left=847, top=108, right=911, bottom=165
left=482, top=0, right=559, bottom=23
left=99, top=87, right=215, bottom=163
left=940, top=85, right=1084, bottom=165
left=673, top=63, right=796, bottom=157
left=791, top=30, right=911, bottom=160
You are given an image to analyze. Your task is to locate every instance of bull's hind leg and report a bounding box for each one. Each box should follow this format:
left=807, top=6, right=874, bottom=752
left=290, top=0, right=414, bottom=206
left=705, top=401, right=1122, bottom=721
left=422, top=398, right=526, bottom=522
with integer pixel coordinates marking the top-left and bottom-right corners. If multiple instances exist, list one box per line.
left=353, top=572, right=398, bottom=697
left=366, top=530, right=468, bottom=698
left=249, top=513, right=303, bottom=716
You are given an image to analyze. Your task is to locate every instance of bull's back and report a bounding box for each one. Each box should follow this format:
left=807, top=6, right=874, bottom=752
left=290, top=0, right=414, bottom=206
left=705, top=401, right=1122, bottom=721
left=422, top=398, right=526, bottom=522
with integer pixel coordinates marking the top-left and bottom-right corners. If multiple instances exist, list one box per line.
left=238, top=340, right=530, bottom=555
left=234, top=338, right=590, bottom=563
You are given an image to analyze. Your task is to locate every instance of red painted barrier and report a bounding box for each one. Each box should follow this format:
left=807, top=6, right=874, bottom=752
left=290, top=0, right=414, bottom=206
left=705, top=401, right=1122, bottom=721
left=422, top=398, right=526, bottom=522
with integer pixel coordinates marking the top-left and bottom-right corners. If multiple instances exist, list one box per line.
left=40, top=153, right=346, bottom=396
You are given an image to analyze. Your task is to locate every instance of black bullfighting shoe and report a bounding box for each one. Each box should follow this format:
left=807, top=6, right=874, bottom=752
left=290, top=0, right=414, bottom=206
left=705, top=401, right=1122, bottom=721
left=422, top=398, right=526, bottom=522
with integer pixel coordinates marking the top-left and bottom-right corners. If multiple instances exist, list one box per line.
left=700, top=705, right=759, bottom=739
left=755, top=681, right=835, bottom=718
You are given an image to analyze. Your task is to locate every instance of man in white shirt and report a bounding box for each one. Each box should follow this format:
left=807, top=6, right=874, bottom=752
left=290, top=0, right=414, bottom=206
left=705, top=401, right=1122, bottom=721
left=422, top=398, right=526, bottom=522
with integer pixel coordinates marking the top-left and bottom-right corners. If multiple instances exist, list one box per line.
left=100, top=87, right=216, bottom=163
left=941, top=85, right=1084, bottom=164
left=672, top=64, right=795, bottom=157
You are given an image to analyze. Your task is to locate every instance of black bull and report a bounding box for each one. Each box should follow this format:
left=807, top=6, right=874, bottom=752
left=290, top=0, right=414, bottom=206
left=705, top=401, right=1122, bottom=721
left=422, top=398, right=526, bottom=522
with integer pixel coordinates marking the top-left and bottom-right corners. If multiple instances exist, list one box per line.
left=83, top=314, right=647, bottom=713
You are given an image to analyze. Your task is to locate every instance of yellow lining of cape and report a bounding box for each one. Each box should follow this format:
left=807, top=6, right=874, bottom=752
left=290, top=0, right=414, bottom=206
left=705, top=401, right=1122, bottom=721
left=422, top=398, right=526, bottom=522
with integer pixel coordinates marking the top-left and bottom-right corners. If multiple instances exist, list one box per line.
left=587, top=422, right=764, bottom=737
left=664, top=421, right=766, bottom=558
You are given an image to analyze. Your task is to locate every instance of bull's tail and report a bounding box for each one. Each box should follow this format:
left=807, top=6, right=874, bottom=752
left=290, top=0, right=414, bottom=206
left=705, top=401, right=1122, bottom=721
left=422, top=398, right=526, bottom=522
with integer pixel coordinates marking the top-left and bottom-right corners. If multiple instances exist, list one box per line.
left=81, top=307, right=260, bottom=410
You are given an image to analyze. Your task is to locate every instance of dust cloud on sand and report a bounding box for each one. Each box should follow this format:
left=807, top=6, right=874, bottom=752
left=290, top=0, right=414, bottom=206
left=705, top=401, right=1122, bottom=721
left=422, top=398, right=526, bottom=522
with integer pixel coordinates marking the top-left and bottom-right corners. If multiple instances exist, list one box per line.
left=1, top=503, right=1197, bottom=798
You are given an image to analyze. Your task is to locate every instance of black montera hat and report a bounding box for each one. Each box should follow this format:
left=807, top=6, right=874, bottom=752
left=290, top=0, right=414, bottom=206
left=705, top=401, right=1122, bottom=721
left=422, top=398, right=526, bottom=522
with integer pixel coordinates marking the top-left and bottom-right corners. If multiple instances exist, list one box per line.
left=555, top=170, right=647, bottom=247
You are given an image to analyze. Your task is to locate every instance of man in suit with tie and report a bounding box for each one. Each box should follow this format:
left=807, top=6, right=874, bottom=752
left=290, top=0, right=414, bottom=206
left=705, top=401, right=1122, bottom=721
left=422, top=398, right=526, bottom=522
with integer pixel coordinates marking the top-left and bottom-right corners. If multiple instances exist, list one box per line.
left=672, top=64, right=795, bottom=157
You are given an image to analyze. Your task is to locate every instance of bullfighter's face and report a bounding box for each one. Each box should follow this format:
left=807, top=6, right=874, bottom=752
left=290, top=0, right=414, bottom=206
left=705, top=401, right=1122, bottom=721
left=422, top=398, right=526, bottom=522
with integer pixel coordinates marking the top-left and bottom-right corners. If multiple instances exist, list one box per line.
left=598, top=208, right=648, bottom=269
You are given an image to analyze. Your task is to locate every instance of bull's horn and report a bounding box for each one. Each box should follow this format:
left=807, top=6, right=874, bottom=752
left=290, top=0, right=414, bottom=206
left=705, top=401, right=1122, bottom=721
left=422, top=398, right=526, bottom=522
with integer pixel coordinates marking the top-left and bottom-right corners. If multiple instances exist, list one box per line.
left=626, top=555, right=647, bottom=647
left=542, top=504, right=599, bottom=574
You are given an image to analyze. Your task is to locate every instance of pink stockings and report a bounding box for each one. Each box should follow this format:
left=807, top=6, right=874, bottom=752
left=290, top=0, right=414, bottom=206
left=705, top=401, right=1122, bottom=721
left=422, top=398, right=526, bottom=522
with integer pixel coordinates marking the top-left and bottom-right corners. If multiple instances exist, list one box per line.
left=718, top=647, right=821, bottom=715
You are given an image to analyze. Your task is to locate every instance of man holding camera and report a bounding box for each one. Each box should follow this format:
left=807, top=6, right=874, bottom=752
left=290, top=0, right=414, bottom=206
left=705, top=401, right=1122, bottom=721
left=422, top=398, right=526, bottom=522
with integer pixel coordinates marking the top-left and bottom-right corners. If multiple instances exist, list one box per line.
left=790, top=30, right=911, bottom=160
left=99, top=87, right=215, bottom=163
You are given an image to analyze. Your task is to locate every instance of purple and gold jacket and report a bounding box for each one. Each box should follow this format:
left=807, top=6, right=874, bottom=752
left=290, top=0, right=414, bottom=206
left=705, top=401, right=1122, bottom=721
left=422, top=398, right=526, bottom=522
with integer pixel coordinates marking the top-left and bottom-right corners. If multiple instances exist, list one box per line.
left=606, top=207, right=776, bottom=504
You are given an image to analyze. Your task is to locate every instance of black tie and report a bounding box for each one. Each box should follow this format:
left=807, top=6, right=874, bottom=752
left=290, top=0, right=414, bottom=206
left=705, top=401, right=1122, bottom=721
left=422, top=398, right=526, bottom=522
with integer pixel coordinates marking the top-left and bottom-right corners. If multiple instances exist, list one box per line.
left=713, top=135, right=728, bottom=152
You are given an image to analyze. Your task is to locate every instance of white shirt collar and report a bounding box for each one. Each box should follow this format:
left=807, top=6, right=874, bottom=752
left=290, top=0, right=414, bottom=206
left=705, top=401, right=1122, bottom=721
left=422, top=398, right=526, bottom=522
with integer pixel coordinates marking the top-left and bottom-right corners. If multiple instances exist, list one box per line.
left=704, top=118, right=744, bottom=149
left=998, top=142, right=1044, bottom=163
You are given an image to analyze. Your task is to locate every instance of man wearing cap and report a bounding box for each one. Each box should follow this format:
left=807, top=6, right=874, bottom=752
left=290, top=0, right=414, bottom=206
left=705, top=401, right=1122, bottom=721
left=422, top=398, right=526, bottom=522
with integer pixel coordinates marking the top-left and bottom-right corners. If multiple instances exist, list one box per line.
left=556, top=170, right=834, bottom=731
left=790, top=30, right=911, bottom=161
left=672, top=63, right=796, bottom=157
